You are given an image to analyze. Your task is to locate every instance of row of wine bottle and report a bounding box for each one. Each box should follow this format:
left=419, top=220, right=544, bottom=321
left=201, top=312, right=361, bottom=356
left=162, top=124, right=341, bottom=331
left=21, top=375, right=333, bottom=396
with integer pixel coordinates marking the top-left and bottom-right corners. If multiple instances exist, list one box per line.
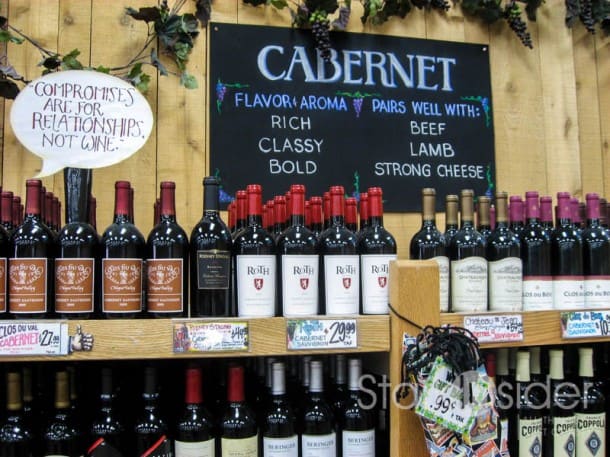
left=0, top=355, right=388, bottom=457
left=409, top=188, right=610, bottom=312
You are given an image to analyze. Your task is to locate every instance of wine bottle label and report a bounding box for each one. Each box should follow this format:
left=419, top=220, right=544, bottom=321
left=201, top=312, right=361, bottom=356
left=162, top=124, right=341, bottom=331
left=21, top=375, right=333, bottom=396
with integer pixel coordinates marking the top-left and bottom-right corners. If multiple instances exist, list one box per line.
left=281, top=255, right=319, bottom=316
left=552, top=276, right=585, bottom=309
left=552, top=415, right=576, bottom=457
left=324, top=255, right=359, bottom=315
left=146, top=259, right=183, bottom=313
left=175, top=438, right=215, bottom=457
left=55, top=258, right=95, bottom=313
left=221, top=434, right=258, bottom=457
left=584, top=276, right=610, bottom=308
left=236, top=255, right=276, bottom=317
left=518, top=417, right=543, bottom=457
left=102, top=258, right=143, bottom=313
left=342, top=429, right=375, bottom=457
left=8, top=258, right=48, bottom=313
left=197, top=249, right=230, bottom=289
left=361, top=254, right=396, bottom=315
left=522, top=276, right=553, bottom=310
left=301, top=432, right=336, bottom=457
left=263, top=435, right=298, bottom=456
left=488, top=257, right=523, bottom=311
left=432, top=256, right=450, bottom=312
left=450, top=257, right=487, bottom=312
left=0, top=257, right=6, bottom=313
left=576, top=412, right=605, bottom=457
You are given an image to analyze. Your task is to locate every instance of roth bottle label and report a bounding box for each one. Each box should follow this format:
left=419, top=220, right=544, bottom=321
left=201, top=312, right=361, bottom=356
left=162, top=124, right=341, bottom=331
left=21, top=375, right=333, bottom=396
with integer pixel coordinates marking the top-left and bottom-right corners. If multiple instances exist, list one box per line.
left=8, top=258, right=48, bottom=314
left=324, top=255, right=359, bottom=315
left=361, top=254, right=396, bottom=314
left=281, top=255, right=318, bottom=316
left=236, top=255, right=276, bottom=317
left=55, top=258, right=95, bottom=313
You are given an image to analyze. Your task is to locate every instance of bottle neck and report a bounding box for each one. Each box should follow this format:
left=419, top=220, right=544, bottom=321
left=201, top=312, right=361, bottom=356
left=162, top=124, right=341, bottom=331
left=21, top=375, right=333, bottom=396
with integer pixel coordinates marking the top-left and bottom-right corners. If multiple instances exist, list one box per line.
left=6, top=372, right=22, bottom=411
left=579, top=350, right=594, bottom=378
left=25, top=182, right=42, bottom=218
left=289, top=192, right=305, bottom=227
left=330, top=192, right=345, bottom=227
left=114, top=185, right=131, bottom=222
left=368, top=194, right=383, bottom=227
left=309, top=362, right=324, bottom=393
left=159, top=185, right=177, bottom=220
left=185, top=368, right=203, bottom=405
left=515, top=352, right=531, bottom=383
left=204, top=183, right=220, bottom=213
left=247, top=191, right=263, bottom=228
left=227, top=366, right=245, bottom=403
left=1, top=194, right=13, bottom=224
left=549, top=351, right=564, bottom=381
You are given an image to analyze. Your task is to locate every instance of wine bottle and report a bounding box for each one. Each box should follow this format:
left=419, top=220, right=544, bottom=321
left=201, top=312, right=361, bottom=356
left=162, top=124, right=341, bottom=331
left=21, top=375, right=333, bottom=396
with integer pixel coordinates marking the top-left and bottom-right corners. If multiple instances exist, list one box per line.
left=571, top=197, right=584, bottom=233
left=146, top=181, right=188, bottom=317
left=345, top=197, right=358, bottom=233
left=409, top=188, right=449, bottom=312
left=486, top=191, right=522, bottom=311
left=540, top=195, right=554, bottom=231
left=484, top=353, right=509, bottom=456
left=546, top=349, right=577, bottom=457
left=358, top=187, right=397, bottom=315
left=53, top=196, right=61, bottom=232
left=358, top=192, right=369, bottom=235
left=277, top=184, right=319, bottom=317
left=341, top=358, right=375, bottom=457
left=1, top=191, right=14, bottom=233
left=12, top=196, right=22, bottom=228
left=134, top=366, right=172, bottom=457
left=476, top=195, right=493, bottom=242
left=43, top=370, right=81, bottom=457
left=233, top=190, right=247, bottom=237
left=89, top=195, right=97, bottom=232
left=233, top=184, right=277, bottom=317
left=600, top=198, right=608, bottom=229
left=330, top=354, right=348, bottom=421
left=515, top=351, right=543, bottom=457
left=309, top=197, right=324, bottom=240
left=443, top=194, right=459, bottom=246
left=509, top=195, right=525, bottom=240
left=45, top=191, right=55, bottom=232
left=9, top=179, right=55, bottom=318
left=220, top=364, right=258, bottom=457
left=448, top=189, right=487, bottom=312
left=323, top=192, right=331, bottom=230
left=582, top=193, right=610, bottom=308
left=551, top=192, right=585, bottom=309
left=0, top=196, right=8, bottom=317
left=300, top=360, right=336, bottom=457
left=190, top=177, right=233, bottom=317
left=274, top=195, right=287, bottom=239
left=575, top=347, right=606, bottom=457
left=228, top=201, right=236, bottom=233
left=0, top=371, right=34, bottom=456
left=56, top=168, right=98, bottom=319
left=262, top=362, right=298, bottom=457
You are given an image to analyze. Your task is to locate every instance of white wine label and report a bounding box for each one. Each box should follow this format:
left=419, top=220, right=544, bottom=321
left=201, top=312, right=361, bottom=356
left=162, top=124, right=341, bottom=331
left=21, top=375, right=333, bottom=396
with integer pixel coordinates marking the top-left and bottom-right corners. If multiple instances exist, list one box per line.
left=263, top=435, right=298, bottom=457
left=522, top=276, right=553, bottom=310
left=324, top=255, right=359, bottom=315
left=301, top=432, right=336, bottom=457
left=236, top=255, right=276, bottom=317
left=221, top=434, right=258, bottom=457
left=361, top=254, right=396, bottom=314
left=518, top=417, right=543, bottom=457
left=175, top=438, right=215, bottom=457
left=0, top=321, right=70, bottom=356
left=450, top=257, right=487, bottom=312
left=576, top=413, right=605, bottom=457
left=553, top=276, right=585, bottom=309
left=342, top=429, right=375, bottom=457
left=432, top=256, right=450, bottom=312
left=553, top=415, right=576, bottom=457
left=488, top=257, right=523, bottom=311
left=281, top=255, right=319, bottom=316
left=584, top=277, right=610, bottom=308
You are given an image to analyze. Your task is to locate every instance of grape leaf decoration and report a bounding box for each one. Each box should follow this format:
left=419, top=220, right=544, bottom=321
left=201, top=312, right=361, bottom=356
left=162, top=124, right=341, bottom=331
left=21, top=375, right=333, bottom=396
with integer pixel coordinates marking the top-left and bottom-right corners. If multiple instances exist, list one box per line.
left=335, top=90, right=381, bottom=118
left=216, top=78, right=250, bottom=113
left=461, top=95, right=492, bottom=128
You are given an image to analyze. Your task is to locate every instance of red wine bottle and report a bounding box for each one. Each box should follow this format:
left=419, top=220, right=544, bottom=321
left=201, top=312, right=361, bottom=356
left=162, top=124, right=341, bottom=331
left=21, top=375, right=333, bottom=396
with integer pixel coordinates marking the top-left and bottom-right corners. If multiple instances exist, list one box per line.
left=101, top=181, right=145, bottom=318
left=330, top=354, right=347, bottom=421
left=228, top=201, right=236, bottom=233
left=175, top=366, right=215, bottom=457
left=233, top=190, right=247, bottom=237
left=190, top=176, right=233, bottom=317
left=409, top=188, right=449, bottom=312
left=323, top=192, right=331, bottom=230
left=358, top=187, right=396, bottom=315
left=345, top=197, right=358, bottom=233
left=1, top=191, right=14, bottom=233
left=509, top=195, right=525, bottom=240
left=221, top=365, right=258, bottom=457
left=309, top=196, right=323, bottom=240
left=12, top=196, right=22, bottom=228
left=0, top=371, right=34, bottom=456
left=540, top=195, right=554, bottom=231
left=56, top=168, right=98, bottom=319
left=443, top=194, right=459, bottom=246
left=516, top=351, right=543, bottom=457
left=9, top=179, right=55, bottom=319
left=571, top=197, right=584, bottom=233
left=0, top=196, right=8, bottom=317
left=476, top=195, right=493, bottom=242
left=146, top=181, right=188, bottom=318
left=277, top=184, right=319, bottom=317
left=341, top=358, right=375, bottom=457
left=262, top=362, right=298, bottom=457
left=89, top=195, right=97, bottom=232
left=582, top=193, right=610, bottom=308
left=575, top=347, right=606, bottom=457
left=600, top=198, right=608, bottom=229
left=43, top=370, right=81, bottom=457
left=274, top=195, right=287, bottom=239
left=486, top=192, right=522, bottom=311
left=552, top=192, right=585, bottom=309
left=358, top=192, right=369, bottom=235
left=44, top=191, right=54, bottom=231
left=233, top=184, right=277, bottom=317
left=546, top=349, right=577, bottom=457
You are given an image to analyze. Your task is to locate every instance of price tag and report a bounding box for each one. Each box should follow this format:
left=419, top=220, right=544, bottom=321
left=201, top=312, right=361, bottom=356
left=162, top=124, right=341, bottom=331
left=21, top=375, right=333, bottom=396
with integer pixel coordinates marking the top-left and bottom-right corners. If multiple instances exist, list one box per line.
left=463, top=314, right=523, bottom=343
left=0, top=321, right=70, bottom=356
left=286, top=319, right=357, bottom=350
left=173, top=321, right=249, bottom=353
left=560, top=310, right=610, bottom=339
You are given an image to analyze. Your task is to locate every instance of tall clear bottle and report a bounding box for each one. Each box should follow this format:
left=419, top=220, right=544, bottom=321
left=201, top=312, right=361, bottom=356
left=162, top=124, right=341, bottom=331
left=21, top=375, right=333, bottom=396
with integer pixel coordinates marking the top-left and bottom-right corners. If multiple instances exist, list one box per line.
left=341, top=358, right=375, bottom=457
left=575, top=347, right=606, bottom=457
left=582, top=193, right=610, bottom=308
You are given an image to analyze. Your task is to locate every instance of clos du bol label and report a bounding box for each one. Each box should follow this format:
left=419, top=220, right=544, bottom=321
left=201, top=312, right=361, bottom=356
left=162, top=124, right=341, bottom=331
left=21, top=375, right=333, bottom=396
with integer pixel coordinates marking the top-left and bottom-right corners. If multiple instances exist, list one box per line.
left=175, top=438, right=215, bottom=457
left=55, top=258, right=94, bottom=313
left=0, top=258, right=6, bottom=313
left=221, top=434, right=258, bottom=457
left=146, top=258, right=183, bottom=313
left=324, top=255, right=359, bottom=315
left=236, top=255, right=276, bottom=317
left=553, top=276, right=585, bottom=309
left=553, top=415, right=576, bottom=457
left=522, top=276, right=553, bottom=311
left=450, top=257, right=487, bottom=312
left=263, top=435, right=298, bottom=457
left=197, top=249, right=230, bottom=289
left=102, top=258, right=143, bottom=313
left=281, top=255, right=319, bottom=316
left=361, top=254, right=396, bottom=314
left=584, top=276, right=610, bottom=308
left=8, top=258, right=48, bottom=313
left=301, top=432, right=336, bottom=457
left=342, top=429, right=375, bottom=457
left=576, top=413, right=605, bottom=457
left=432, top=256, right=450, bottom=312
left=488, top=257, right=523, bottom=311
left=518, top=417, right=543, bottom=457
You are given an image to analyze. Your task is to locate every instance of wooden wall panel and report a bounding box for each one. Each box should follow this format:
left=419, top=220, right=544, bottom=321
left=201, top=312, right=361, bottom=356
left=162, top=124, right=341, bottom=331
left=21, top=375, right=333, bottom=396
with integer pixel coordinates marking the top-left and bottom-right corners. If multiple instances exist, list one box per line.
left=597, top=35, right=610, bottom=197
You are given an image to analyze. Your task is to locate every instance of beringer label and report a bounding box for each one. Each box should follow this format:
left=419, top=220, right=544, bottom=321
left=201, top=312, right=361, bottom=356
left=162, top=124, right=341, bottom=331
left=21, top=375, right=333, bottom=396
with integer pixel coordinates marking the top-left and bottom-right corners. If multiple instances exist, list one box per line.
left=264, top=435, right=298, bottom=457
left=301, top=432, right=336, bottom=457
left=0, top=258, right=6, bottom=313
left=102, top=258, right=142, bottom=313
left=342, top=429, right=375, bottom=457
left=146, top=258, right=183, bottom=313
left=55, top=258, right=94, bottom=313
left=8, top=258, right=47, bottom=314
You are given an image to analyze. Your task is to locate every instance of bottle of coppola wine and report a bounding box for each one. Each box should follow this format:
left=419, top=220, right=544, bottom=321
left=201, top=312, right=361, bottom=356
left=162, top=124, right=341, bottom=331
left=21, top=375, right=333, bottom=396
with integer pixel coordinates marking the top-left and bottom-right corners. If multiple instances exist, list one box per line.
left=358, top=187, right=397, bottom=315
left=43, top=370, right=81, bottom=457
left=448, top=189, right=487, bottom=312
left=56, top=168, right=98, bottom=319
left=277, top=184, right=319, bottom=317
left=0, top=371, right=34, bottom=456
left=233, top=184, right=277, bottom=317
left=582, top=193, right=610, bottom=307
left=190, top=177, right=233, bottom=317
left=341, top=358, right=375, bottom=457
left=515, top=350, right=543, bottom=457
left=443, top=194, right=459, bottom=246
left=9, top=179, right=55, bottom=319
left=262, top=362, right=298, bottom=457
left=546, top=349, right=577, bottom=457
left=146, top=181, right=188, bottom=318
left=319, top=186, right=359, bottom=315
left=409, top=188, right=449, bottom=312
left=575, top=347, right=606, bottom=457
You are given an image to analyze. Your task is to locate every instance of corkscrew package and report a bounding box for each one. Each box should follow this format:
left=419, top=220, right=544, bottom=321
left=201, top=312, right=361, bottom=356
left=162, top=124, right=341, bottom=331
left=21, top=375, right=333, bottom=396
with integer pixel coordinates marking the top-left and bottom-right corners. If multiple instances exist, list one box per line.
left=400, top=326, right=509, bottom=457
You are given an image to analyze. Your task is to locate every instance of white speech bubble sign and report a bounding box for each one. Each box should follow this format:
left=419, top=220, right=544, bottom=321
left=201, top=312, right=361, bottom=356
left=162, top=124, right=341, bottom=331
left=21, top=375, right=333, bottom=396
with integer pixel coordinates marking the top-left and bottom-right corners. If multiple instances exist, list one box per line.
left=10, top=70, right=154, bottom=178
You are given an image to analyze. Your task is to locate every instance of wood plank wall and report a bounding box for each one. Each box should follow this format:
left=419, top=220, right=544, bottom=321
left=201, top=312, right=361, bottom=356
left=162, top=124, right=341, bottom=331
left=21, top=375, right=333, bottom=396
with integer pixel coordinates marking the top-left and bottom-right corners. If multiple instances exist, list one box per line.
left=0, top=0, right=608, bottom=259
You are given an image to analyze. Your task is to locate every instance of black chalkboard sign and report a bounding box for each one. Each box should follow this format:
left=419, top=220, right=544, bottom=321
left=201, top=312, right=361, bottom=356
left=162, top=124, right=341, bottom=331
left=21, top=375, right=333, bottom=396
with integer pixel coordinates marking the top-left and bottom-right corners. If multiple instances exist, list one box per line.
left=209, top=22, right=495, bottom=212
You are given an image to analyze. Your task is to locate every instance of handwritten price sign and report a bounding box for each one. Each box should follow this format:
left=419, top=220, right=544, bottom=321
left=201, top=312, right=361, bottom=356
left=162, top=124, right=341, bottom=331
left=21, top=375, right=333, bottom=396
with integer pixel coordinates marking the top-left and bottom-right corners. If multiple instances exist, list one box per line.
left=173, top=321, right=249, bottom=353
left=286, top=319, right=357, bottom=350
left=463, top=314, right=523, bottom=343
left=0, top=321, right=70, bottom=356
left=560, top=310, right=610, bottom=339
